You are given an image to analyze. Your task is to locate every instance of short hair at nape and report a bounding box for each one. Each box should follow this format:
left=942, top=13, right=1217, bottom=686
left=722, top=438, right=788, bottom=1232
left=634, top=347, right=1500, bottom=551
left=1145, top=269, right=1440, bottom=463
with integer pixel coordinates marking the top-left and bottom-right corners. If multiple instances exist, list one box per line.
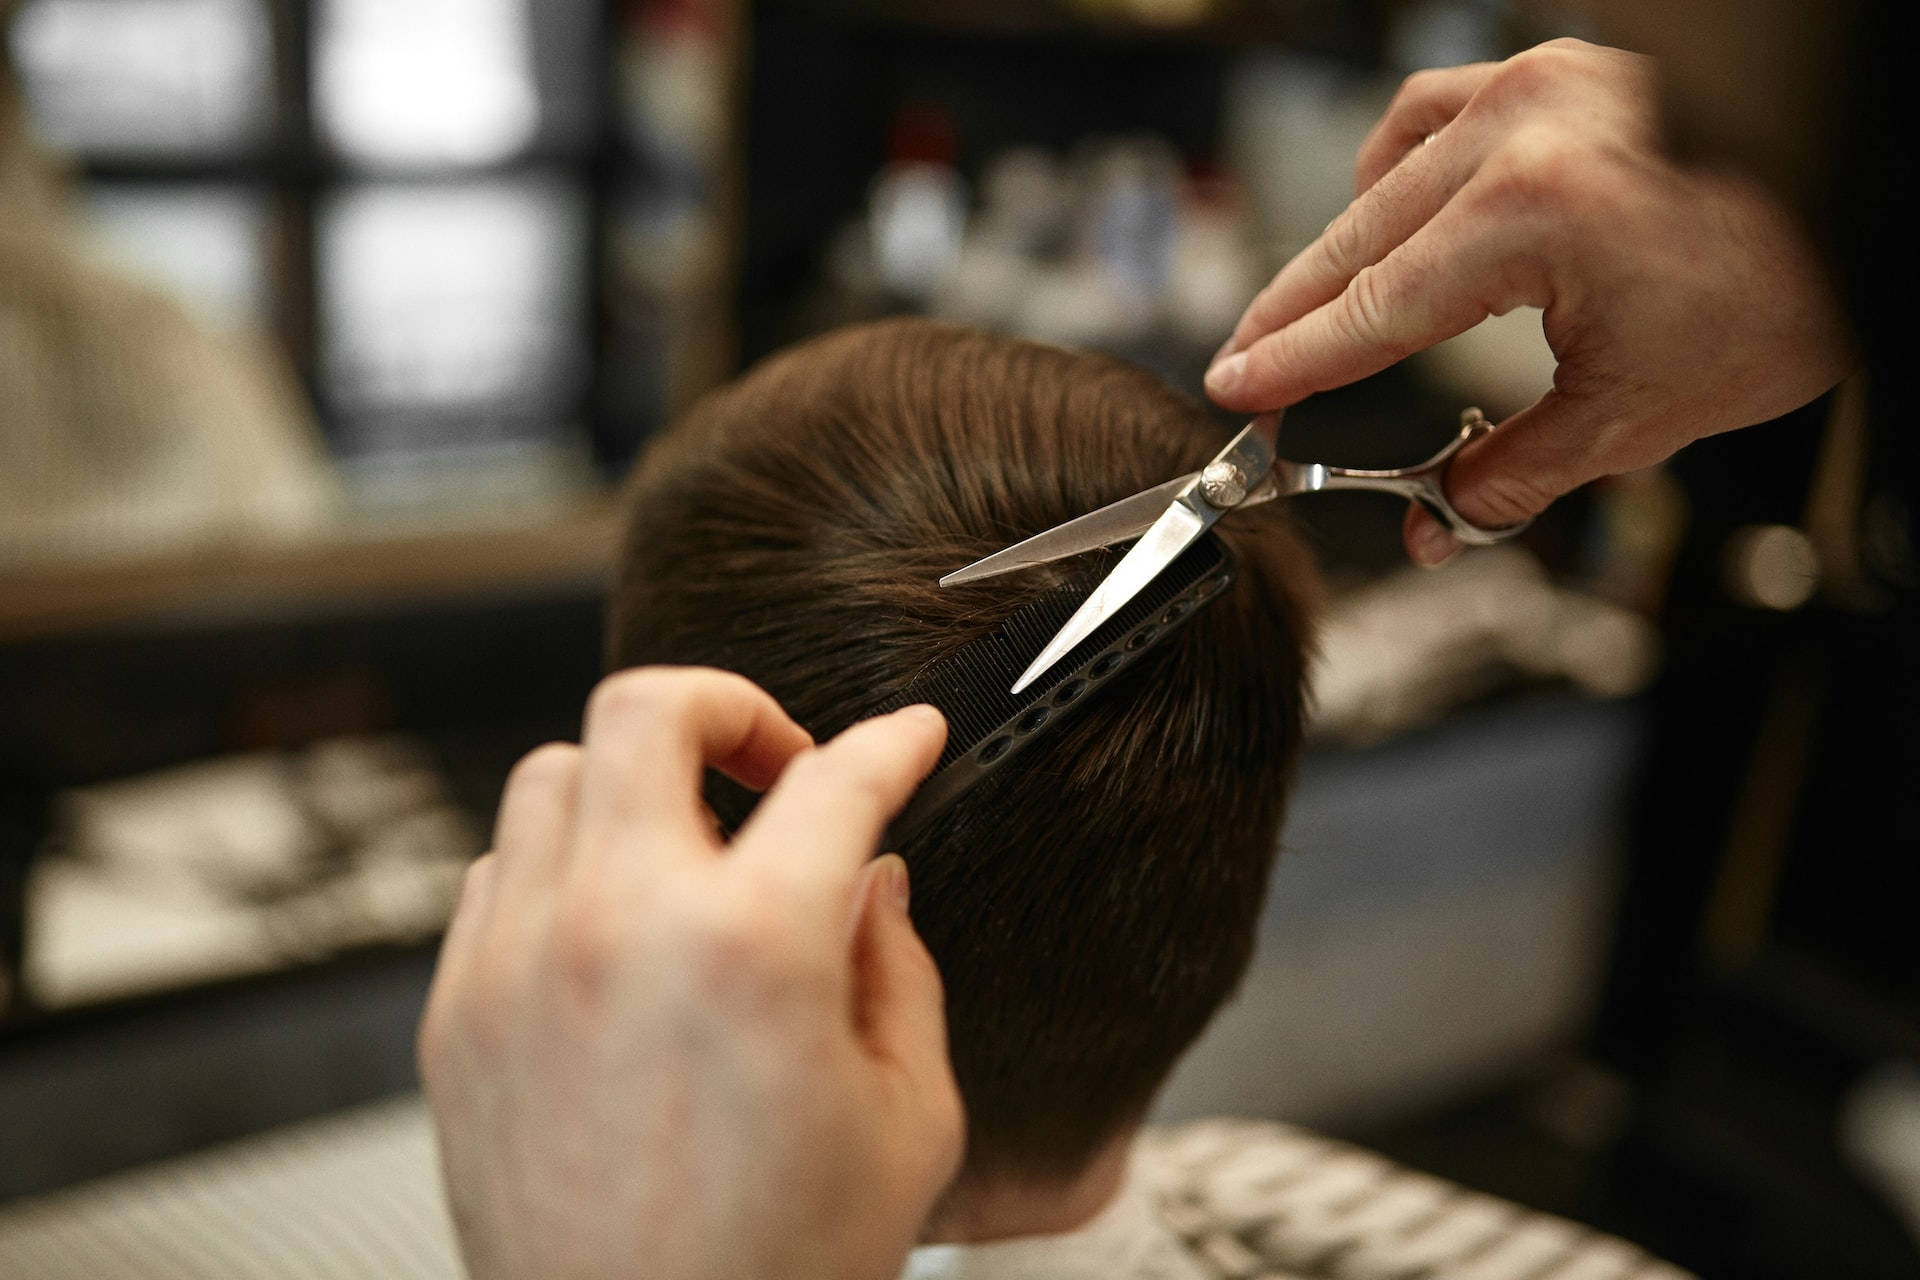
left=609, top=318, right=1318, bottom=1179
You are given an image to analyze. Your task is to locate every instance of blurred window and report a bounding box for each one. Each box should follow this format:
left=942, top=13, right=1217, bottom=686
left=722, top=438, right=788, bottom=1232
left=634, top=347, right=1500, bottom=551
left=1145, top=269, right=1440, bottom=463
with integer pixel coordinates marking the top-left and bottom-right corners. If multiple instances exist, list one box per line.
left=3, top=0, right=727, bottom=482
left=315, top=0, right=541, bottom=169
left=8, top=0, right=272, bottom=156
left=317, top=178, right=588, bottom=455
left=79, top=186, right=272, bottom=331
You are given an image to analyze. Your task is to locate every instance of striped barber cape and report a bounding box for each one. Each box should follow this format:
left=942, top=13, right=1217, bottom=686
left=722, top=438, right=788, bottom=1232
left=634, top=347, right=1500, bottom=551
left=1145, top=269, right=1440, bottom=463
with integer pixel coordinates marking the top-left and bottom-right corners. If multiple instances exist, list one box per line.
left=0, top=1101, right=1689, bottom=1280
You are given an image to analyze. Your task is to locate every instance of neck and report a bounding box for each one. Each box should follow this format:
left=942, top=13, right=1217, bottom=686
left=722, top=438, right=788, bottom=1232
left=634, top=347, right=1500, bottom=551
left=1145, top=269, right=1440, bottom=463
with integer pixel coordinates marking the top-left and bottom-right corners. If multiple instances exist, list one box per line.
left=918, top=1130, right=1135, bottom=1245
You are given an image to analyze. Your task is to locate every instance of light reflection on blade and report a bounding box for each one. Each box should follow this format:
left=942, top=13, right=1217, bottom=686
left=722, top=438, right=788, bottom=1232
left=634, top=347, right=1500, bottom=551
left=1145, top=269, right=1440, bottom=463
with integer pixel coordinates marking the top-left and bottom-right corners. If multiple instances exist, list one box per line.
left=938, top=475, right=1193, bottom=586
left=1008, top=497, right=1210, bottom=694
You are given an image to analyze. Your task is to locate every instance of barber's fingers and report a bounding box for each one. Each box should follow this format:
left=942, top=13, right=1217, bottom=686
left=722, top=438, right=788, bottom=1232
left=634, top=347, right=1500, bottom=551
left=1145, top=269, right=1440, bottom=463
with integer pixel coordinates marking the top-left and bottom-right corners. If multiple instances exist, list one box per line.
left=1208, top=180, right=1553, bottom=413
left=487, top=742, right=582, bottom=898
left=1216, top=128, right=1485, bottom=372
left=576, top=666, right=814, bottom=862
left=1353, top=61, right=1502, bottom=194
left=1402, top=503, right=1462, bottom=568
left=848, top=856, right=963, bottom=1163
left=1208, top=61, right=1505, bottom=393
left=1402, top=388, right=1614, bottom=566
left=732, top=706, right=946, bottom=914
left=432, top=851, right=499, bottom=982
left=417, top=851, right=498, bottom=1080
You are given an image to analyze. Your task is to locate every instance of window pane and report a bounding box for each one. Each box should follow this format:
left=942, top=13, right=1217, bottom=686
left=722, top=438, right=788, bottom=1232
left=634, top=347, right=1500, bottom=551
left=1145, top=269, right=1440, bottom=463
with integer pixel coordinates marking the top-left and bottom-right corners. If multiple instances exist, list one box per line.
left=317, top=178, right=588, bottom=456
left=8, top=0, right=272, bottom=156
left=79, top=185, right=272, bottom=331
left=314, top=0, right=543, bottom=168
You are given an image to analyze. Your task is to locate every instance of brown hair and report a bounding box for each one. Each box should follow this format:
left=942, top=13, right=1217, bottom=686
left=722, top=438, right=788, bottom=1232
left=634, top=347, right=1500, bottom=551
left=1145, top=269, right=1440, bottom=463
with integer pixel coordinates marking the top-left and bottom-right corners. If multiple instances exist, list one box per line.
left=609, top=319, right=1318, bottom=1178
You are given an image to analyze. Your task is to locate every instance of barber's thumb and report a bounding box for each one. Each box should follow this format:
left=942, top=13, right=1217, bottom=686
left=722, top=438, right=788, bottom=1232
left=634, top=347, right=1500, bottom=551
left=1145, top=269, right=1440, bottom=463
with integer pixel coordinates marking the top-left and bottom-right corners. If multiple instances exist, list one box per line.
left=1404, top=393, right=1591, bottom=567
left=852, top=856, right=952, bottom=1072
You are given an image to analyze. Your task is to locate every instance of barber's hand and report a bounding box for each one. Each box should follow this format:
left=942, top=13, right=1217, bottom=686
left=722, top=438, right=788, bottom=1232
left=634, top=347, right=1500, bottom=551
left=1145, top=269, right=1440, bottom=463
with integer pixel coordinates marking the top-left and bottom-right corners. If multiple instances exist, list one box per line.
left=419, top=667, right=960, bottom=1280
left=1206, top=38, right=1851, bottom=565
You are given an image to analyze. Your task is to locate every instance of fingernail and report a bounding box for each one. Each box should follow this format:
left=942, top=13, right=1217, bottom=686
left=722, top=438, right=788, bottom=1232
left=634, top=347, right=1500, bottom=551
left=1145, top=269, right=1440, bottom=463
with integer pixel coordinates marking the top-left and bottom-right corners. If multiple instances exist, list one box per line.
left=880, top=854, right=911, bottom=911
left=1204, top=351, right=1247, bottom=398
left=1210, top=335, right=1238, bottom=367
left=1410, top=518, right=1460, bottom=567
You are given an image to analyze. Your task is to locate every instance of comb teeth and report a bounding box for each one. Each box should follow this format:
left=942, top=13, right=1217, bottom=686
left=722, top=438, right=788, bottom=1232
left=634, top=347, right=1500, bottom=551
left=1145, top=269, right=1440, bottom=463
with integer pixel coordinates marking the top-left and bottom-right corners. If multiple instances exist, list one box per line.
left=880, top=601, right=1104, bottom=774
left=702, top=535, right=1234, bottom=846
left=871, top=535, right=1234, bottom=846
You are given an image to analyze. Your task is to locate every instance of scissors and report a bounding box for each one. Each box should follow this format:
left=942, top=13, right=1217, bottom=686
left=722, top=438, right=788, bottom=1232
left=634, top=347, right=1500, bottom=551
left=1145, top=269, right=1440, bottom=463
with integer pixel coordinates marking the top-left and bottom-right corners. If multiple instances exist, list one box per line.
left=941, top=406, right=1529, bottom=694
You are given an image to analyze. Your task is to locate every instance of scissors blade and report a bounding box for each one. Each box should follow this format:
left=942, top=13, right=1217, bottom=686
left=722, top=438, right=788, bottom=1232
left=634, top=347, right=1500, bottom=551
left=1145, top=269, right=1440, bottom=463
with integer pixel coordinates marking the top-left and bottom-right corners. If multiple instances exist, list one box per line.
left=1003, top=412, right=1282, bottom=694
left=1008, top=493, right=1212, bottom=694
left=939, top=475, right=1191, bottom=586
left=942, top=412, right=1284, bottom=587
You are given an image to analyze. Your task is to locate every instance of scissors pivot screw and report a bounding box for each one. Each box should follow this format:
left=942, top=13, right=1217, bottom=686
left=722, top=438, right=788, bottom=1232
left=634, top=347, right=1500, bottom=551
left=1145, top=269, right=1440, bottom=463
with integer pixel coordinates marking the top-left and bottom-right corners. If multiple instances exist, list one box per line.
left=1199, top=461, right=1249, bottom=508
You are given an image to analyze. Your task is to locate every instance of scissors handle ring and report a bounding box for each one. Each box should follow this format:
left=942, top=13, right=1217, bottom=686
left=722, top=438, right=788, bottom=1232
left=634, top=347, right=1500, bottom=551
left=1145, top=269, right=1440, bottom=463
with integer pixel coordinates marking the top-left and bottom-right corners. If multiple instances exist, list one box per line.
left=1314, top=407, right=1530, bottom=547
left=1407, top=408, right=1531, bottom=546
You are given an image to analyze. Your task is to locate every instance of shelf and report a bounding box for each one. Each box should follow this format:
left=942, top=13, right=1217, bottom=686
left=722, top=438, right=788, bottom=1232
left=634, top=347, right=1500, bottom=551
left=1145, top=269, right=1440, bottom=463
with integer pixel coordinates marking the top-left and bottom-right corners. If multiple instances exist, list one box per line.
left=71, top=144, right=611, bottom=188
left=0, top=500, right=622, bottom=643
left=767, top=0, right=1360, bottom=49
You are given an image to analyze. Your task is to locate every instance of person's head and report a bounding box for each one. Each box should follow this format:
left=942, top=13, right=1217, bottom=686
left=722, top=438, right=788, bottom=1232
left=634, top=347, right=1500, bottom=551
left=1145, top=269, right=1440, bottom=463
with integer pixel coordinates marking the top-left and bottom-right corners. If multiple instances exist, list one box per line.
left=608, top=318, right=1318, bottom=1184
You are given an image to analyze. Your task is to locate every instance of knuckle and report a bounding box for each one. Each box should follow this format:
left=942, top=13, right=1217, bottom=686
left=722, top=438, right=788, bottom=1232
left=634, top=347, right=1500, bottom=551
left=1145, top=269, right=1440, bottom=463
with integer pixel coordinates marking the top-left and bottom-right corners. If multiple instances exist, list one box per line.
left=1466, top=471, right=1556, bottom=526
left=504, top=742, right=579, bottom=795
left=548, top=896, right=626, bottom=1006
left=821, top=743, right=899, bottom=811
left=1343, top=266, right=1398, bottom=349
left=1383, top=71, right=1426, bottom=119
left=1480, top=41, right=1624, bottom=119
left=789, top=741, right=870, bottom=792
left=1319, top=211, right=1368, bottom=279
left=1392, top=66, right=1448, bottom=114
left=1488, top=45, right=1559, bottom=100
left=1479, top=42, right=1594, bottom=115
left=1401, top=66, right=1443, bottom=95
left=692, top=896, right=807, bottom=1005
left=1477, top=128, right=1602, bottom=223
left=587, top=667, right=679, bottom=727
left=587, top=666, right=760, bottom=731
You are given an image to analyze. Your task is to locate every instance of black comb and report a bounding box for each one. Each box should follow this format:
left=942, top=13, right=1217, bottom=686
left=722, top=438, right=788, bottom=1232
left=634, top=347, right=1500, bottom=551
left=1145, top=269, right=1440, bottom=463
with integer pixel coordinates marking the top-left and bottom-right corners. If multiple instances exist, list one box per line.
left=704, top=535, right=1234, bottom=846
left=870, top=533, right=1234, bottom=847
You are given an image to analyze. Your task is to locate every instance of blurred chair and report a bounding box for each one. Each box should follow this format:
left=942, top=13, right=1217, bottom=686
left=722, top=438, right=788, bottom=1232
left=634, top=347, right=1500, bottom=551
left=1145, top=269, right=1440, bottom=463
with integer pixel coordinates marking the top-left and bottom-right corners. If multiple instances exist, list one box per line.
left=0, top=0, right=336, bottom=571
